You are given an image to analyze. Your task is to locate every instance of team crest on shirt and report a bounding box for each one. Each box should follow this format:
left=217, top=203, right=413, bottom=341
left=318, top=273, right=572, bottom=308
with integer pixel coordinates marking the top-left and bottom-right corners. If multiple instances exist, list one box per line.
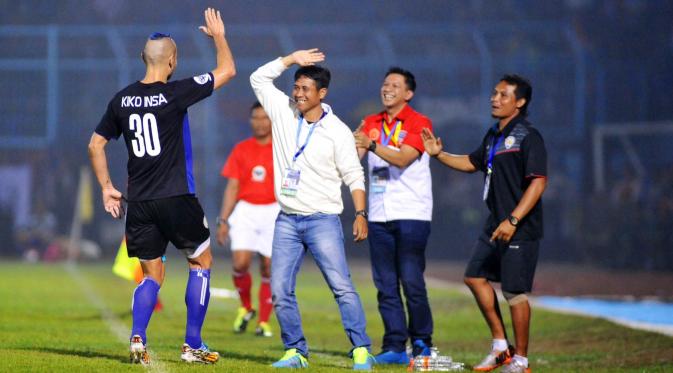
left=193, top=73, right=212, bottom=85
left=252, top=165, right=266, bottom=182
left=504, top=136, right=516, bottom=149
left=397, top=130, right=408, bottom=145
left=368, top=128, right=380, bottom=141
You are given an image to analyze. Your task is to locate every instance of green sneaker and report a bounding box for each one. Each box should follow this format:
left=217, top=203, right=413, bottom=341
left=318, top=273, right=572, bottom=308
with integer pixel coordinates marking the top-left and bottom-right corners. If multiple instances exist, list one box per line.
left=271, top=348, right=309, bottom=368
left=255, top=321, right=273, bottom=337
left=352, top=347, right=374, bottom=370
left=233, top=307, right=256, bottom=333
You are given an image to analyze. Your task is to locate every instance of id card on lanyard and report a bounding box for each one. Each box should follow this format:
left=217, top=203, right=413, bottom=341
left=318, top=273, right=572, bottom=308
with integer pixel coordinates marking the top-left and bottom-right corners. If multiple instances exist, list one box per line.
left=483, top=131, right=503, bottom=201
left=280, top=112, right=327, bottom=197
left=371, top=118, right=401, bottom=194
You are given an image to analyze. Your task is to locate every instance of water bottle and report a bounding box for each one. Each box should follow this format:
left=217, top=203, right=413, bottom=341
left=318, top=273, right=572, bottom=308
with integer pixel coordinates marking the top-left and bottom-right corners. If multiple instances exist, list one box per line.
left=410, top=355, right=465, bottom=371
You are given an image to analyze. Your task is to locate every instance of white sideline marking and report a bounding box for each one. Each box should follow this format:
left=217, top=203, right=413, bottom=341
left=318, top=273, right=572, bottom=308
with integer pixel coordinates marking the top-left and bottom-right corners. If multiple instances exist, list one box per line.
left=64, top=262, right=167, bottom=372
left=425, top=275, right=673, bottom=337
left=210, top=287, right=239, bottom=299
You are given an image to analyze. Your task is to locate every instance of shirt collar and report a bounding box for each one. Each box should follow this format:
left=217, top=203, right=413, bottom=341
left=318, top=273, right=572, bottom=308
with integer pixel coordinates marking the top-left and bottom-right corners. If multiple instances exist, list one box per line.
left=382, top=103, right=414, bottom=124
left=491, top=113, right=525, bottom=137
left=300, top=103, right=332, bottom=128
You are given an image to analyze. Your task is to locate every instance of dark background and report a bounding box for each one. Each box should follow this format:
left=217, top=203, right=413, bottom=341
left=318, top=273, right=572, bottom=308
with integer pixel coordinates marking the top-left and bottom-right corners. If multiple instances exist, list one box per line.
left=1, top=0, right=672, bottom=270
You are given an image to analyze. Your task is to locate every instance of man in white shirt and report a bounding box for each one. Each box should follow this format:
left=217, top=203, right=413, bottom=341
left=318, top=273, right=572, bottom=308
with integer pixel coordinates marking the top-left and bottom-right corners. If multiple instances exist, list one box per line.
left=250, top=48, right=374, bottom=370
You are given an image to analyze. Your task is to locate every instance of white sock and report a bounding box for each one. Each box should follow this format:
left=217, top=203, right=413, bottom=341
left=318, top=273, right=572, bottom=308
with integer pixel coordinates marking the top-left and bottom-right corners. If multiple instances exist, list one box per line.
left=512, top=354, right=528, bottom=367
left=492, top=339, right=508, bottom=351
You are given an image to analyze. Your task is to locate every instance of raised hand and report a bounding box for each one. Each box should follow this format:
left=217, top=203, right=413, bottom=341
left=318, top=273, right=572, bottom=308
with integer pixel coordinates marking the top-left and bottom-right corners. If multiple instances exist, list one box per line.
left=289, top=48, right=325, bottom=67
left=421, top=127, right=442, bottom=156
left=199, top=7, right=225, bottom=38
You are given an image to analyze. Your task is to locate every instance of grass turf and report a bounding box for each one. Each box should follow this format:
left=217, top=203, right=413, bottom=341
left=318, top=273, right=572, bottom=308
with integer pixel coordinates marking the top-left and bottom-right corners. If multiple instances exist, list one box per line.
left=1, top=260, right=672, bottom=372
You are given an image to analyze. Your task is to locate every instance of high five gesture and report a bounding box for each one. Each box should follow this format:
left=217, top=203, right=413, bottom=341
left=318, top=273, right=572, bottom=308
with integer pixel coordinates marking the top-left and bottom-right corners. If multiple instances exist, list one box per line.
left=201, top=7, right=235, bottom=90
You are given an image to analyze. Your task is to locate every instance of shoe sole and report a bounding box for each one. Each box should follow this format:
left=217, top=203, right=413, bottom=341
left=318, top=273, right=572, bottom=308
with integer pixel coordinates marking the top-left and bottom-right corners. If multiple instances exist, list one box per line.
left=130, top=350, right=149, bottom=365
left=271, top=356, right=308, bottom=368
left=473, top=356, right=512, bottom=371
left=181, top=354, right=219, bottom=364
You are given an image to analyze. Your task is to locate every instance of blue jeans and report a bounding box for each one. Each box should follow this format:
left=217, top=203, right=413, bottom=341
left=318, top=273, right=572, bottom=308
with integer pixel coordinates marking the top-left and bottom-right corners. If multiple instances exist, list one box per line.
left=271, top=212, right=371, bottom=357
left=369, top=220, right=433, bottom=352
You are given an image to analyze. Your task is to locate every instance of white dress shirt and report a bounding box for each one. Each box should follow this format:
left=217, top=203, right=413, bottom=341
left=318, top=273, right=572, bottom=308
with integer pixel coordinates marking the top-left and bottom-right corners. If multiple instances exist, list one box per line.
left=367, top=150, right=433, bottom=222
left=250, top=58, right=365, bottom=215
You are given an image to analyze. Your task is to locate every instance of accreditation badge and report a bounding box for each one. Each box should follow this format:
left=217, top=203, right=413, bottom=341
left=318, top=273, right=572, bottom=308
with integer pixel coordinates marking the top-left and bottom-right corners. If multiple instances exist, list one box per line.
left=482, top=167, right=492, bottom=201
left=371, top=166, right=390, bottom=194
left=281, top=168, right=301, bottom=197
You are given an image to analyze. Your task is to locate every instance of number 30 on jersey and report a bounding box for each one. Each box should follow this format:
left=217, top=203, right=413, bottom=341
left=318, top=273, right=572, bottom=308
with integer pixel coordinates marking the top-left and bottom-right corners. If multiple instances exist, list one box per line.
left=129, top=113, right=161, bottom=157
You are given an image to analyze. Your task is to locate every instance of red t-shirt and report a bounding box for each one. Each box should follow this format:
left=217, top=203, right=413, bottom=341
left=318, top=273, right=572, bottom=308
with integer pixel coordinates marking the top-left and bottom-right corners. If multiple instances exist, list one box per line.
left=221, top=137, right=275, bottom=204
left=361, top=104, right=432, bottom=152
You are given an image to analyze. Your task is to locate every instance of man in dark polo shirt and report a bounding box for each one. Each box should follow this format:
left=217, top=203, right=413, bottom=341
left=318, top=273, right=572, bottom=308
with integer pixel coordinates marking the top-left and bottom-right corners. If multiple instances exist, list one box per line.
left=422, top=75, right=546, bottom=373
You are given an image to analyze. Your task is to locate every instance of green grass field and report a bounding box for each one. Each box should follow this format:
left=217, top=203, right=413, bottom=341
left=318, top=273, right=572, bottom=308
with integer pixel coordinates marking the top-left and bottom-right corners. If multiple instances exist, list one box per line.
left=1, top=260, right=672, bottom=372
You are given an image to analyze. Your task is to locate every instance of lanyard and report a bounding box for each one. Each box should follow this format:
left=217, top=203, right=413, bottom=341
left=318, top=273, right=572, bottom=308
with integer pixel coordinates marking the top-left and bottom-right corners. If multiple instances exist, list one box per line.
left=293, top=111, right=327, bottom=164
left=487, top=130, right=504, bottom=174
left=381, top=118, right=401, bottom=146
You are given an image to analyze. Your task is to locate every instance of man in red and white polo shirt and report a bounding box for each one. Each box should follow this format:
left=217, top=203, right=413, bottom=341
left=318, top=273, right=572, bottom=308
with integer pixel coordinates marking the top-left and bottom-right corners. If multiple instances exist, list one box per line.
left=217, top=101, right=279, bottom=337
left=354, top=67, right=434, bottom=365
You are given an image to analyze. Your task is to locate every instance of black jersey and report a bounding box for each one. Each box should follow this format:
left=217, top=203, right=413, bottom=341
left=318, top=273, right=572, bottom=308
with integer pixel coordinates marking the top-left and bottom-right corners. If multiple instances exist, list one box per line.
left=95, top=73, right=214, bottom=201
left=468, top=115, right=547, bottom=240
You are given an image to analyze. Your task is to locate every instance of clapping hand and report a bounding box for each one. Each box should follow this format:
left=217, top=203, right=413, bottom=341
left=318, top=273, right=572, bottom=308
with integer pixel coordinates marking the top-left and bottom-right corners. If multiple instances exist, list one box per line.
left=421, top=127, right=442, bottom=157
left=353, top=120, right=372, bottom=150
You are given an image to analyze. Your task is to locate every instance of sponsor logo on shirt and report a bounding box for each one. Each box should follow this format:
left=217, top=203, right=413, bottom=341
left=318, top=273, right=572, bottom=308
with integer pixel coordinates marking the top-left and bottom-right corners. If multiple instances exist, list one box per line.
left=505, top=136, right=516, bottom=149
left=398, top=130, right=408, bottom=145
left=193, top=73, right=212, bottom=85
left=252, top=165, right=266, bottom=182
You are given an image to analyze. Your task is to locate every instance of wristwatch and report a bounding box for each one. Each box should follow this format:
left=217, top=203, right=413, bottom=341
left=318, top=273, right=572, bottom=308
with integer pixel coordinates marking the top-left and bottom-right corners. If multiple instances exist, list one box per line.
left=368, top=141, right=377, bottom=152
left=355, top=210, right=368, bottom=219
left=508, top=215, right=519, bottom=227
left=216, top=217, right=228, bottom=227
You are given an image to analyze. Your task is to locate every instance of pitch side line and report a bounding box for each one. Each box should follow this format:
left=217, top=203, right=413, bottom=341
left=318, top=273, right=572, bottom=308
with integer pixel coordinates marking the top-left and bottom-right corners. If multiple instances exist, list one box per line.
left=425, top=275, right=673, bottom=337
left=64, top=262, right=167, bottom=373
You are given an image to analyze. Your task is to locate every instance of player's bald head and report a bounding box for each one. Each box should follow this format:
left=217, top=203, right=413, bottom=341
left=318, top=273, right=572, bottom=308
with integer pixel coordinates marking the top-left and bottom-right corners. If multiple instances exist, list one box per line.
left=141, top=37, right=177, bottom=66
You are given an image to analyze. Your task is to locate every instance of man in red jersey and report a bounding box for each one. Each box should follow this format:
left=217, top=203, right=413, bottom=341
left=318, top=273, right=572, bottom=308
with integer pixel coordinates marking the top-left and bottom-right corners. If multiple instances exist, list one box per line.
left=217, top=101, right=278, bottom=337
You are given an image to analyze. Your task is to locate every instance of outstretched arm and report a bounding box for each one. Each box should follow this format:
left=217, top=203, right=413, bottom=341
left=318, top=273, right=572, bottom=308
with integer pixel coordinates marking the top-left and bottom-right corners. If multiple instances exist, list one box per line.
left=199, top=7, right=235, bottom=90
left=88, top=133, right=123, bottom=218
left=421, top=127, right=477, bottom=173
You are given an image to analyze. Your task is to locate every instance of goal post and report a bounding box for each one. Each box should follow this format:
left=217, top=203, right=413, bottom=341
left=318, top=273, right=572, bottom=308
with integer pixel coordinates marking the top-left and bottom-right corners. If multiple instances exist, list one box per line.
left=592, top=121, right=673, bottom=192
